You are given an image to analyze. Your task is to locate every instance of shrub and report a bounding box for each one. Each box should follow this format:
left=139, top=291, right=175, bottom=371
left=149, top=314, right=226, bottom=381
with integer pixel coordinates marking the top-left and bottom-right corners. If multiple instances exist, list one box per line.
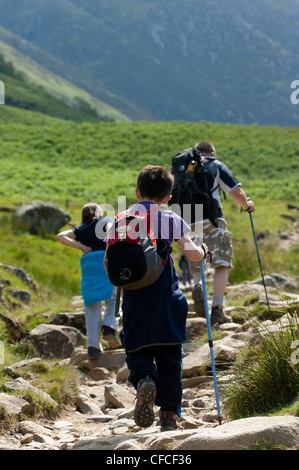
left=223, top=314, right=299, bottom=419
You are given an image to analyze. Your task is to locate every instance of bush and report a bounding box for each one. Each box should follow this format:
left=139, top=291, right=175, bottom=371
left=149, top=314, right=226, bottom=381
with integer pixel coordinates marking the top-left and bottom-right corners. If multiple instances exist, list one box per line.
left=223, top=314, right=299, bottom=419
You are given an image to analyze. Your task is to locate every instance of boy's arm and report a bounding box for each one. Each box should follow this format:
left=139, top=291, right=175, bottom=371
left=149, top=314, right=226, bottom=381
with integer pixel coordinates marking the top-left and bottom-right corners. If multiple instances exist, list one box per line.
left=176, top=234, right=207, bottom=261
left=56, top=229, right=92, bottom=254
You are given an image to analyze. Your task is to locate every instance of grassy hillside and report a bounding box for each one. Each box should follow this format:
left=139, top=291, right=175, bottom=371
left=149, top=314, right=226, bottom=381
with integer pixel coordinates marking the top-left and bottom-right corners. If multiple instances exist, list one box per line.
left=0, top=107, right=298, bottom=206
left=0, top=49, right=129, bottom=123
left=0, top=106, right=298, bottom=318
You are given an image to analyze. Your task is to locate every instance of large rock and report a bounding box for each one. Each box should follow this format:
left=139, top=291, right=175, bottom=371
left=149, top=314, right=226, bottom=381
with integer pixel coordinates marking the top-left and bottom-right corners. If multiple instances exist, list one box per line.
left=50, top=312, right=86, bottom=335
left=174, top=416, right=299, bottom=450
left=182, top=333, right=248, bottom=377
left=0, top=393, right=29, bottom=417
left=0, top=263, right=37, bottom=291
left=104, top=383, right=135, bottom=409
left=2, top=377, right=58, bottom=408
left=0, top=312, right=25, bottom=342
left=14, top=200, right=70, bottom=234
left=70, top=348, right=126, bottom=371
left=27, top=324, right=85, bottom=358
left=75, top=390, right=104, bottom=415
left=71, top=416, right=299, bottom=450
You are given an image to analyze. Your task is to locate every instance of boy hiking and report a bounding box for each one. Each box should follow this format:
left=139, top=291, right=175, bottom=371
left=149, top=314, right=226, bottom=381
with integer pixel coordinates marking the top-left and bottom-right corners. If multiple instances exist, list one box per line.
left=107, top=165, right=208, bottom=431
left=56, top=202, right=120, bottom=359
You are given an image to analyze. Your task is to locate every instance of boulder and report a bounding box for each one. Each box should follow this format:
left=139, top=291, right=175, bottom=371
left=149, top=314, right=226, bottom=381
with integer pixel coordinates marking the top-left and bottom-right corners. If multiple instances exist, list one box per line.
left=75, top=390, right=104, bottom=415
left=0, top=393, right=29, bottom=417
left=182, top=333, right=248, bottom=377
left=8, top=289, right=31, bottom=304
left=14, top=200, right=70, bottom=234
left=0, top=312, right=25, bottom=342
left=174, top=416, right=299, bottom=450
left=104, top=383, right=135, bottom=409
left=70, top=348, right=126, bottom=371
left=2, top=377, right=58, bottom=407
left=27, top=324, right=85, bottom=358
left=50, top=312, right=86, bottom=335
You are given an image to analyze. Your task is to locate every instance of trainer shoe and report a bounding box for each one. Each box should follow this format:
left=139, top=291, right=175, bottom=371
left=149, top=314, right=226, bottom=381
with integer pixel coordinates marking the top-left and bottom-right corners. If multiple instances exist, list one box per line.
left=192, top=283, right=206, bottom=317
left=159, top=411, right=183, bottom=432
left=87, top=346, right=101, bottom=360
left=210, top=305, right=232, bottom=325
left=134, top=376, right=156, bottom=428
left=102, top=326, right=121, bottom=348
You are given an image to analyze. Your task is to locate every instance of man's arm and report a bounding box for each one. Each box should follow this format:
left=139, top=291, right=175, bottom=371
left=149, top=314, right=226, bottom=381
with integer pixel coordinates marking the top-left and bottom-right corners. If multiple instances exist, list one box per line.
left=229, top=186, right=256, bottom=212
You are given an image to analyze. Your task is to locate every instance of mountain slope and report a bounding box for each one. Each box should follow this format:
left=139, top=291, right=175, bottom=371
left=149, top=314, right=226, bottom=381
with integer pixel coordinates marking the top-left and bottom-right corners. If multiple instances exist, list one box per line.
left=0, top=24, right=156, bottom=122
left=0, top=0, right=298, bottom=125
left=0, top=30, right=131, bottom=122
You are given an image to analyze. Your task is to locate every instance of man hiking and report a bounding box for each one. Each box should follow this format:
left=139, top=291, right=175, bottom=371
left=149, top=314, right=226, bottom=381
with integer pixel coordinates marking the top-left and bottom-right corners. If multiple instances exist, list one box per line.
left=172, top=140, right=255, bottom=324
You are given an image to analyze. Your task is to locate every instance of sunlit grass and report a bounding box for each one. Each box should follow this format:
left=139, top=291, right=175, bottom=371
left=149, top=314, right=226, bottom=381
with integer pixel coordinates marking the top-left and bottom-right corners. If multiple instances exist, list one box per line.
left=223, top=314, right=299, bottom=419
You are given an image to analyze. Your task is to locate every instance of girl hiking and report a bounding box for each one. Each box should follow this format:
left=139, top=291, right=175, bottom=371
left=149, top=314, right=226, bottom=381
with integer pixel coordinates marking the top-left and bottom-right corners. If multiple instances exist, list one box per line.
left=56, top=202, right=120, bottom=359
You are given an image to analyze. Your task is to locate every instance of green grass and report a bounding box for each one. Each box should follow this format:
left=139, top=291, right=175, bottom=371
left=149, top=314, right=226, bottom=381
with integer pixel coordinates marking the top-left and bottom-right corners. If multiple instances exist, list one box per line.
left=0, top=50, right=128, bottom=122
left=223, top=315, right=299, bottom=419
left=0, top=109, right=297, bottom=291
left=0, top=358, right=79, bottom=420
left=0, top=106, right=298, bottom=394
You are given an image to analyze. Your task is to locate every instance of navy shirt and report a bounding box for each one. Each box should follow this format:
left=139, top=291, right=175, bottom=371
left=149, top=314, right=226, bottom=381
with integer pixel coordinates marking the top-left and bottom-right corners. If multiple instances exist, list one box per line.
left=203, top=157, right=241, bottom=220
left=73, top=217, right=112, bottom=252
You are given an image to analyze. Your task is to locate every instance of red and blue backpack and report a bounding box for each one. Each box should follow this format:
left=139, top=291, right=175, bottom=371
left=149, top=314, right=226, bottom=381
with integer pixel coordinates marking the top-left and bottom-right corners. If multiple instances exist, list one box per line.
left=104, top=207, right=169, bottom=290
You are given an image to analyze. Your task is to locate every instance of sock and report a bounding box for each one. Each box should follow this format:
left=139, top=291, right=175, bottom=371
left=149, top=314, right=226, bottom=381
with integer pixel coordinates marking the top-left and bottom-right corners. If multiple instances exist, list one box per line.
left=212, top=294, right=225, bottom=307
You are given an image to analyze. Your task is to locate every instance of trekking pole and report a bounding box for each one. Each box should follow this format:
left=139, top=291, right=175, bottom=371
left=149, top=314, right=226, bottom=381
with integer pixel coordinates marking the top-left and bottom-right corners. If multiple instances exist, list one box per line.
left=200, top=259, right=222, bottom=425
left=242, top=202, right=271, bottom=314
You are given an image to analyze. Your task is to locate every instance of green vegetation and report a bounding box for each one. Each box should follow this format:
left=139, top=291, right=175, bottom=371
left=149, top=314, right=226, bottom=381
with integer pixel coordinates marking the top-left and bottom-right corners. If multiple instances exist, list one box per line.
left=0, top=358, right=79, bottom=422
left=223, top=315, right=299, bottom=420
left=0, top=103, right=298, bottom=419
left=0, top=105, right=298, bottom=302
left=0, top=54, right=117, bottom=123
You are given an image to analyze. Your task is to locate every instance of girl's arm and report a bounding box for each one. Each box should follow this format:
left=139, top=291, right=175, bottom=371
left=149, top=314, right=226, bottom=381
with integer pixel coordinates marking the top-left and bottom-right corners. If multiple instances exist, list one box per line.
left=176, top=234, right=208, bottom=262
left=56, top=229, right=92, bottom=254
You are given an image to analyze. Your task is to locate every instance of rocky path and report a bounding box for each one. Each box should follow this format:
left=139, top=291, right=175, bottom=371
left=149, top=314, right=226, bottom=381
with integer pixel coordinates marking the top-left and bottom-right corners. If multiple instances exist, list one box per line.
left=1, top=277, right=299, bottom=451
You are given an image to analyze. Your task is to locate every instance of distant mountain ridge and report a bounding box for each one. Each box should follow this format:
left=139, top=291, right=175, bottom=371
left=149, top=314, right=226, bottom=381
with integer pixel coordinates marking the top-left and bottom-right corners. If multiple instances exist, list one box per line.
left=0, top=0, right=299, bottom=126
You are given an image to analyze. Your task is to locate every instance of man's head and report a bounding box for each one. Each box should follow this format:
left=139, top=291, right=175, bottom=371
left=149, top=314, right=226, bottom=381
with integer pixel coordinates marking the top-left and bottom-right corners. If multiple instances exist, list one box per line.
left=136, top=165, right=174, bottom=204
left=194, top=141, right=216, bottom=156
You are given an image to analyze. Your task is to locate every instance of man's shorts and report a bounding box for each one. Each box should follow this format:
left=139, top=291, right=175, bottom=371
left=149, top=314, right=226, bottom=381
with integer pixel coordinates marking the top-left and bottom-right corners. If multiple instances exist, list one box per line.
left=190, top=218, right=233, bottom=269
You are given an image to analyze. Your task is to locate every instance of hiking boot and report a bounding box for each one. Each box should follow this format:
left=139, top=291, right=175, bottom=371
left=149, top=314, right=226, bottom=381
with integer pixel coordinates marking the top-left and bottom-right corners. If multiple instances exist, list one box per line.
left=210, top=305, right=232, bottom=325
left=102, top=326, right=121, bottom=348
left=159, top=411, right=183, bottom=432
left=192, top=283, right=206, bottom=317
left=87, top=346, right=101, bottom=360
left=134, top=376, right=156, bottom=428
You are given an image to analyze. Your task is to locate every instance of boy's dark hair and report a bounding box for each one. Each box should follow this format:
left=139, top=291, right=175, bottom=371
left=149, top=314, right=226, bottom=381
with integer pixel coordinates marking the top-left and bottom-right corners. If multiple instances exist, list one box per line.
left=81, top=202, right=103, bottom=224
left=137, top=165, right=174, bottom=202
left=194, top=141, right=215, bottom=156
